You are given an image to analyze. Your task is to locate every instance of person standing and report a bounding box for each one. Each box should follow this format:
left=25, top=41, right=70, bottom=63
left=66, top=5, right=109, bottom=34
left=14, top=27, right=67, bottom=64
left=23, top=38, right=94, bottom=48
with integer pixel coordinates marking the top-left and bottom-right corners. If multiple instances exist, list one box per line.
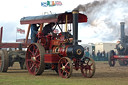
left=30, top=24, right=40, bottom=43
left=42, top=22, right=55, bottom=36
left=97, top=50, right=100, bottom=61
left=85, top=49, right=90, bottom=57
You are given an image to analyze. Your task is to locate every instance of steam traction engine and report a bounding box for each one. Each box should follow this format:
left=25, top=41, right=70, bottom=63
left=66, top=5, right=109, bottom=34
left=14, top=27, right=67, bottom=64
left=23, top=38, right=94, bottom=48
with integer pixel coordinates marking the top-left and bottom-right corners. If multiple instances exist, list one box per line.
left=108, top=22, right=128, bottom=66
left=20, top=10, right=95, bottom=78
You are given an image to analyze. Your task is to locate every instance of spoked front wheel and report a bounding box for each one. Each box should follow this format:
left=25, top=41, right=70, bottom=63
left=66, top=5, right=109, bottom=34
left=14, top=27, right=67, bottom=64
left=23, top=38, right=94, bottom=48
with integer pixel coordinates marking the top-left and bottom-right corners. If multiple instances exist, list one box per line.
left=26, top=43, right=45, bottom=75
left=58, top=57, right=73, bottom=78
left=80, top=57, right=95, bottom=78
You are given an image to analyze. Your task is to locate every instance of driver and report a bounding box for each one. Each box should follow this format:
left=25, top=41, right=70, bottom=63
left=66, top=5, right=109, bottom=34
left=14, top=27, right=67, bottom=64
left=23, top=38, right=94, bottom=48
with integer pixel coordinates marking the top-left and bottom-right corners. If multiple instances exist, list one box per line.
left=42, top=22, right=55, bottom=36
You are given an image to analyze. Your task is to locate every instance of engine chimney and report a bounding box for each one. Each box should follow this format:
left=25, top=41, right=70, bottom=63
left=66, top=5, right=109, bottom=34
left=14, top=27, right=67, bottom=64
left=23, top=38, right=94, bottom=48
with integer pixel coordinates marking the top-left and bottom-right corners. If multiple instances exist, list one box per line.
left=72, top=10, right=79, bottom=45
left=120, top=22, right=125, bottom=43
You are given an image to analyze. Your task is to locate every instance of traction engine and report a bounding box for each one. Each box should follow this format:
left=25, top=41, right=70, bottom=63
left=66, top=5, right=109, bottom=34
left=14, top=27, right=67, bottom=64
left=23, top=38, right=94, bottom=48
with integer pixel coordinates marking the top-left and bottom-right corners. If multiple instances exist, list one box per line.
left=20, top=10, right=95, bottom=78
left=108, top=22, right=128, bottom=66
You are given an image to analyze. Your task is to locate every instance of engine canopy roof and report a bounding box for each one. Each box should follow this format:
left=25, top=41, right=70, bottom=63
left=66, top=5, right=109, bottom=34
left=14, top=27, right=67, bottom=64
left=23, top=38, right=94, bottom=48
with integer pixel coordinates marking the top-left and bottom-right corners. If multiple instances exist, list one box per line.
left=20, top=12, right=87, bottom=24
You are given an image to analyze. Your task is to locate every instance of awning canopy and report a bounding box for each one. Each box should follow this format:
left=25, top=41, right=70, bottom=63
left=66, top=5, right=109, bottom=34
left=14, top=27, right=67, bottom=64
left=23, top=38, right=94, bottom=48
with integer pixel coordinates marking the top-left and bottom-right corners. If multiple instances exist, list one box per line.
left=20, top=12, right=87, bottom=24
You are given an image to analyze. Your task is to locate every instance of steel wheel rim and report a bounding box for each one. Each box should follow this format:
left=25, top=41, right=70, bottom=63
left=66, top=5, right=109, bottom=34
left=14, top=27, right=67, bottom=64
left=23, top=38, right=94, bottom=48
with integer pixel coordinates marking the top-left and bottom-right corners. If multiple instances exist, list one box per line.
left=0, top=50, right=9, bottom=72
left=0, top=50, right=4, bottom=71
left=58, top=57, right=73, bottom=78
left=110, top=56, right=115, bottom=65
left=26, top=43, right=45, bottom=75
left=108, top=50, right=115, bottom=66
left=81, top=57, right=95, bottom=78
left=110, top=59, right=115, bottom=65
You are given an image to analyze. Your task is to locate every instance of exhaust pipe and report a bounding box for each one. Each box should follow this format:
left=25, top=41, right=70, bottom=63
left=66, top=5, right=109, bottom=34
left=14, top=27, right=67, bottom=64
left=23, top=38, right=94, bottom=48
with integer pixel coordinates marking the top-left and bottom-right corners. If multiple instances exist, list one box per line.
left=120, top=22, right=125, bottom=43
left=71, top=10, right=84, bottom=58
left=72, top=10, right=79, bottom=45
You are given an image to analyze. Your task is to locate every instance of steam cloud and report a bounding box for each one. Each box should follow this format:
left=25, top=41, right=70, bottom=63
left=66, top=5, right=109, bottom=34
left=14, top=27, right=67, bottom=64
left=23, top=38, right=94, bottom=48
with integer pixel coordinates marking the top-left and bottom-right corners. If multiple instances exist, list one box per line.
left=75, top=0, right=128, bottom=43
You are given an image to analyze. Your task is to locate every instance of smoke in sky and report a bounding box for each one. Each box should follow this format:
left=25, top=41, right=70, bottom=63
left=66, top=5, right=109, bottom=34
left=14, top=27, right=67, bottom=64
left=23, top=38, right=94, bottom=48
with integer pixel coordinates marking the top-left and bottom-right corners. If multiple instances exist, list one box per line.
left=75, top=0, right=128, bottom=44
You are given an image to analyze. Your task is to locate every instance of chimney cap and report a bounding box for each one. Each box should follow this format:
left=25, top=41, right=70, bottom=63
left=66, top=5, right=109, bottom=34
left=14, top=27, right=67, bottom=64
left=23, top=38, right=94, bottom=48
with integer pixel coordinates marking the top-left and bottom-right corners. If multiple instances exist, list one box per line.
left=72, top=9, right=79, bottom=13
left=120, top=22, right=125, bottom=24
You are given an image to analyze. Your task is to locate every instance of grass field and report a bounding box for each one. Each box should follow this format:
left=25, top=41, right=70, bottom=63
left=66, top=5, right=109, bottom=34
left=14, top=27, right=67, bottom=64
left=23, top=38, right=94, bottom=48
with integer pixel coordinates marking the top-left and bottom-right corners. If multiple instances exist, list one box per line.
left=0, top=61, right=128, bottom=85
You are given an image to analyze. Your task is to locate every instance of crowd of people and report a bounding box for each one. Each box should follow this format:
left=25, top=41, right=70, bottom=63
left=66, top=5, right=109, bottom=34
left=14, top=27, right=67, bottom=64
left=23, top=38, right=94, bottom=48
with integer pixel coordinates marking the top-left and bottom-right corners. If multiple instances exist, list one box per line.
left=83, top=49, right=109, bottom=61
left=95, top=50, right=108, bottom=61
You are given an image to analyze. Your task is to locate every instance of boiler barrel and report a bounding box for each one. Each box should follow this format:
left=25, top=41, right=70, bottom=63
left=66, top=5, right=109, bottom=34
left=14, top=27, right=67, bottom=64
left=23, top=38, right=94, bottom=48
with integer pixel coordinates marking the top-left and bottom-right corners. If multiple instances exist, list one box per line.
left=67, top=45, right=84, bottom=59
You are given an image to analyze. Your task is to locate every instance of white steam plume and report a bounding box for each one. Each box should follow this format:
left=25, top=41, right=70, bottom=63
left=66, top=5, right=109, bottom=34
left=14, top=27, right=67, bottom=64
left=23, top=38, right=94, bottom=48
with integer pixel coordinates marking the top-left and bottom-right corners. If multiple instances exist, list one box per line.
left=75, top=0, right=128, bottom=44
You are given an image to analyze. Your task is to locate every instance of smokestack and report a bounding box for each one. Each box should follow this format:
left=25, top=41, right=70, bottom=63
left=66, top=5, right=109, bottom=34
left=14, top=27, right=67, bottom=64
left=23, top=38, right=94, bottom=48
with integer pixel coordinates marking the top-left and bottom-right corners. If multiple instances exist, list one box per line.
left=72, top=10, right=79, bottom=45
left=120, top=22, right=125, bottom=42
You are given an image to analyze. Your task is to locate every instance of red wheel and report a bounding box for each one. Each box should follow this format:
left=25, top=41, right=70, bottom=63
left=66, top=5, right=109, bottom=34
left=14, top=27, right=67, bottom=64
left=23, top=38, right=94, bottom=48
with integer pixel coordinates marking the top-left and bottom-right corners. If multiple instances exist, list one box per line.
left=58, top=57, right=73, bottom=78
left=108, top=50, right=115, bottom=67
left=81, top=57, right=95, bottom=78
left=0, top=50, right=9, bottom=72
left=26, top=43, right=45, bottom=75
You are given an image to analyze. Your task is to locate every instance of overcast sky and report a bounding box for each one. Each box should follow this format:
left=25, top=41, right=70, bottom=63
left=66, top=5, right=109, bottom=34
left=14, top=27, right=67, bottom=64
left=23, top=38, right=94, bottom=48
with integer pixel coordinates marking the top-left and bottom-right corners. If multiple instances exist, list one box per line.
left=0, top=0, right=94, bottom=43
left=0, top=0, right=128, bottom=44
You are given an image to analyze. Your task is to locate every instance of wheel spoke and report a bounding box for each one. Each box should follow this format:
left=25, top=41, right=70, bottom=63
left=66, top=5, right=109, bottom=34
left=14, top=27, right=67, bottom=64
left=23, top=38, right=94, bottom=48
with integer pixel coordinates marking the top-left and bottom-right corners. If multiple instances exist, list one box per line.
left=27, top=59, right=33, bottom=62
left=63, top=59, right=66, bottom=63
left=65, top=72, right=69, bottom=77
left=33, top=45, right=36, bottom=53
left=86, top=59, right=89, bottom=65
left=65, top=69, right=70, bottom=74
left=30, top=63, right=35, bottom=70
left=35, top=54, right=40, bottom=58
left=65, top=62, right=69, bottom=67
left=60, top=67, right=62, bottom=70
left=90, top=63, right=93, bottom=66
left=84, top=65, right=88, bottom=69
left=84, top=69, right=87, bottom=76
left=35, top=63, right=40, bottom=69
left=35, top=49, right=39, bottom=56
left=66, top=65, right=70, bottom=69
left=28, top=49, right=33, bottom=55
left=60, top=61, right=64, bottom=67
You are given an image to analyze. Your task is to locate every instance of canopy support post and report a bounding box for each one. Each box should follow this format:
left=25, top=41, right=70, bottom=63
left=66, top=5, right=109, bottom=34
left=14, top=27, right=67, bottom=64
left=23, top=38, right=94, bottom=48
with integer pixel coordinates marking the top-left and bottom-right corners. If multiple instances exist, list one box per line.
left=25, top=24, right=31, bottom=44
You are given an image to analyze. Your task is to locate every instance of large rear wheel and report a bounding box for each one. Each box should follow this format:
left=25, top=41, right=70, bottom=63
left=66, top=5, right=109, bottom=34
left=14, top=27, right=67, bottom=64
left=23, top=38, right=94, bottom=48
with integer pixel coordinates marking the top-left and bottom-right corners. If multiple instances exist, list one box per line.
left=0, top=50, right=9, bottom=72
left=26, top=43, right=45, bottom=75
